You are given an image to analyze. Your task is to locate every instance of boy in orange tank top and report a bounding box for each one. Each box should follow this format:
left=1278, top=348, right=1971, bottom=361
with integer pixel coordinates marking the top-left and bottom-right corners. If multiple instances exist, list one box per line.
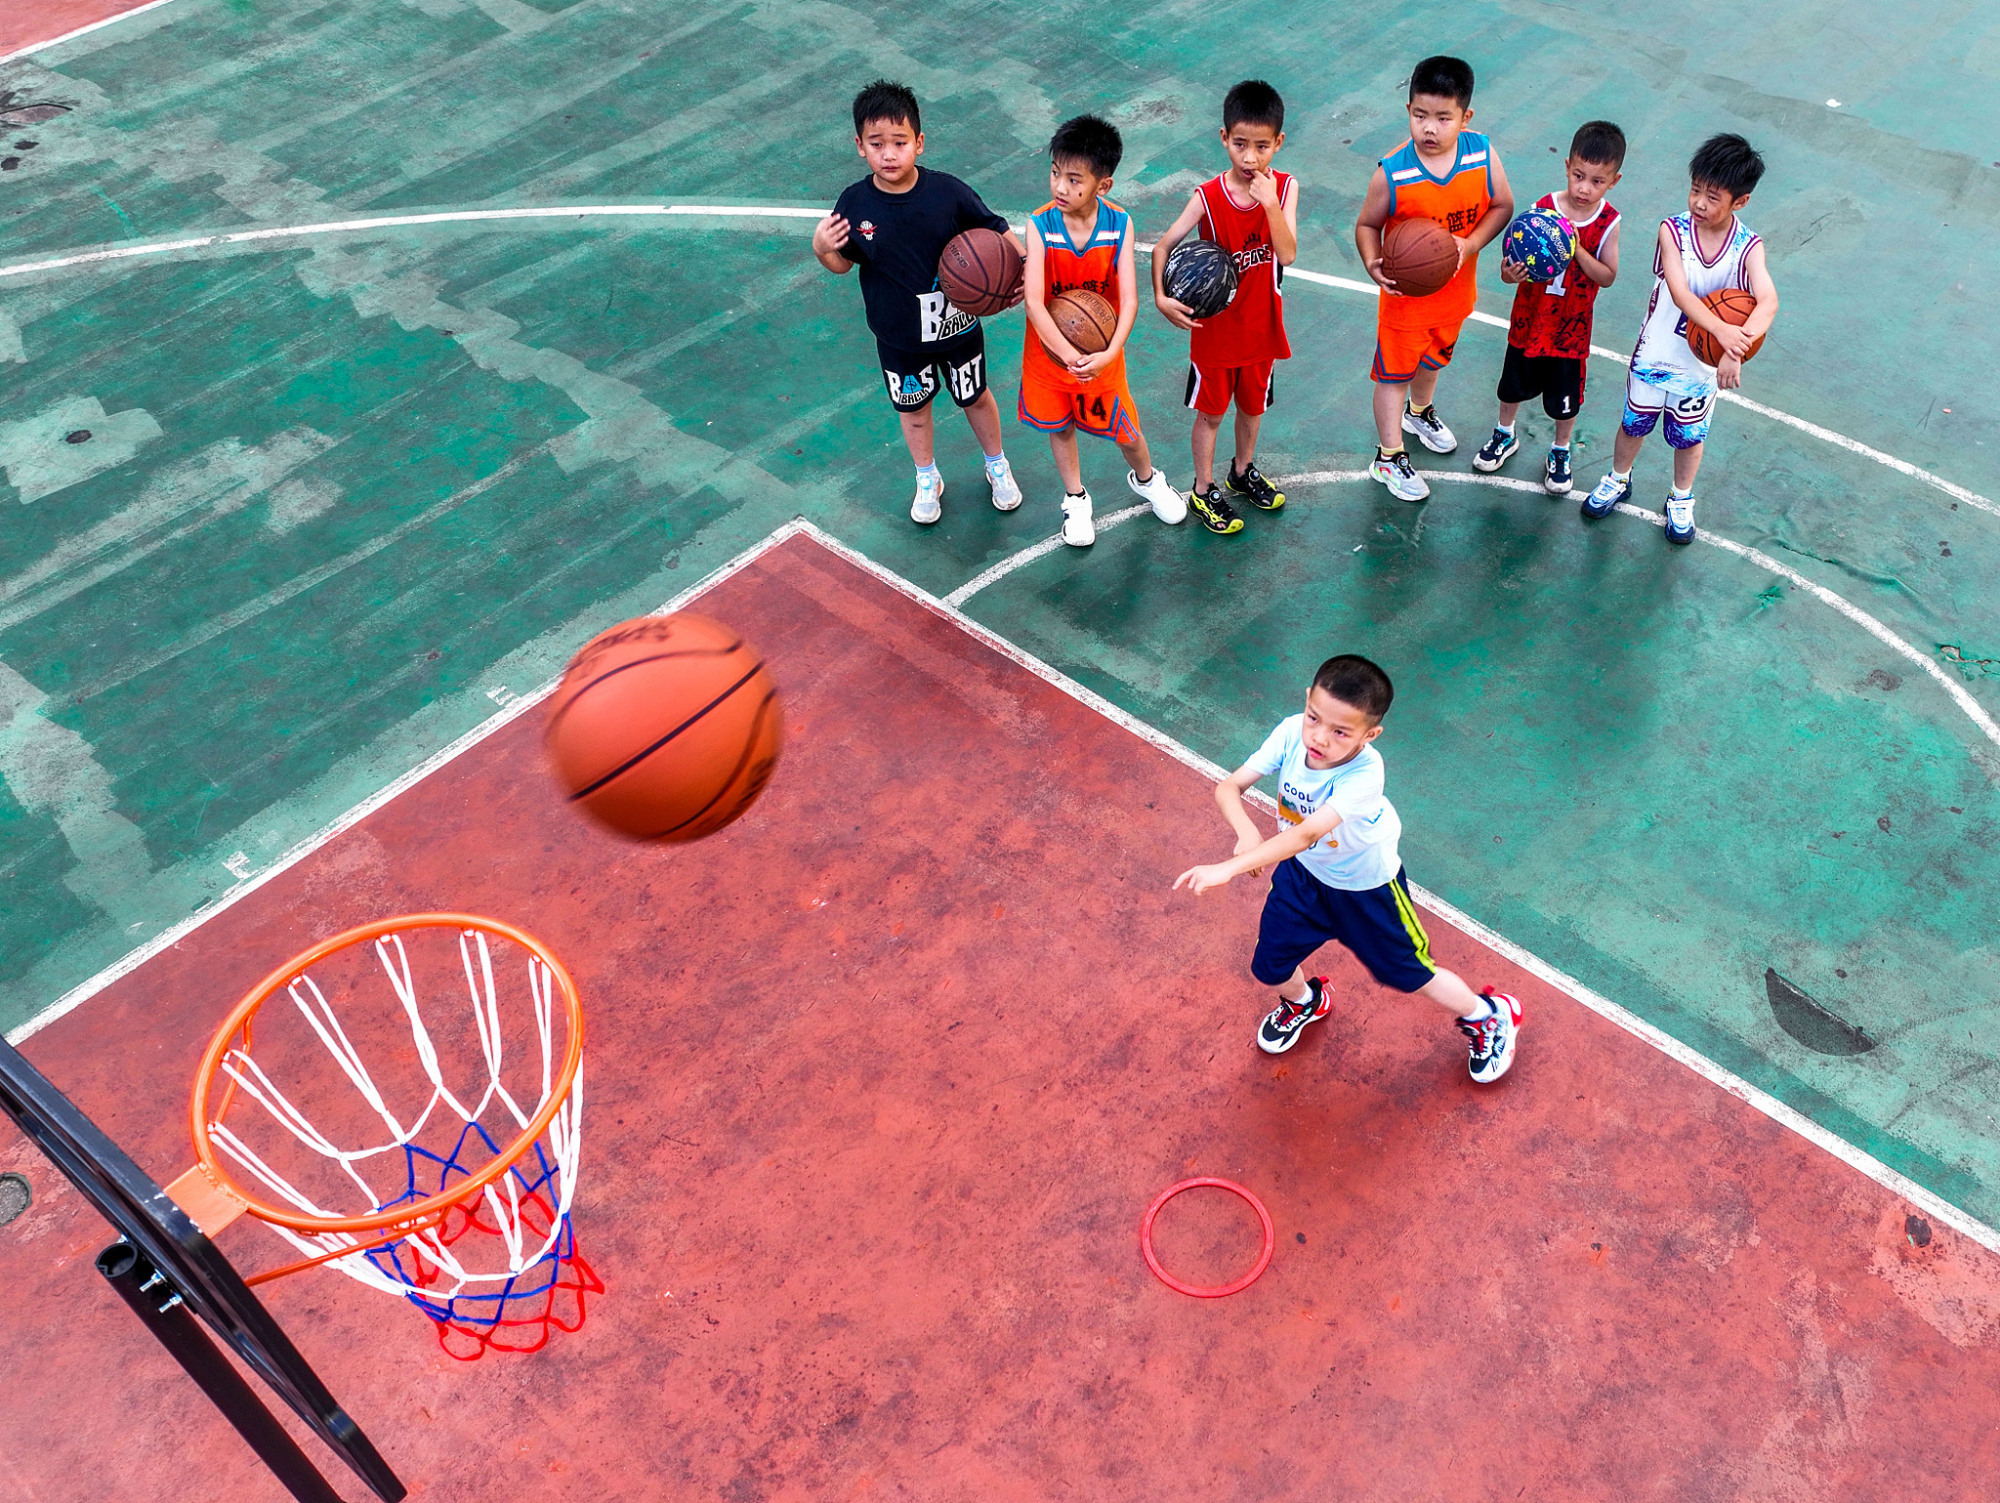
left=1019, top=115, right=1188, bottom=548
left=1353, top=56, right=1514, bottom=503
left=1151, top=80, right=1299, bottom=536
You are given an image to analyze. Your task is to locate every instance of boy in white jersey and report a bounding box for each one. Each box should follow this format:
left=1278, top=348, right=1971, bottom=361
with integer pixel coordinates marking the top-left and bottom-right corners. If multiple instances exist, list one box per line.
left=1583, top=133, right=1779, bottom=543
left=1174, top=654, right=1521, bottom=1083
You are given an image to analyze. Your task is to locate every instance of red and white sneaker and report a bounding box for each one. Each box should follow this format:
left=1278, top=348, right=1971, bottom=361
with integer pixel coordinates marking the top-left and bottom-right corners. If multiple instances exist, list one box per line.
left=1257, top=976, right=1332, bottom=1055
left=1457, top=988, right=1521, bottom=1083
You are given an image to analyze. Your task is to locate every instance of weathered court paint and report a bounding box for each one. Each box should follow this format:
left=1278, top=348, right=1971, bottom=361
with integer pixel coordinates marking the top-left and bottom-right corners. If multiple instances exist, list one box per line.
left=0, top=2, right=1996, bottom=1235
left=5, top=535, right=1997, bottom=1500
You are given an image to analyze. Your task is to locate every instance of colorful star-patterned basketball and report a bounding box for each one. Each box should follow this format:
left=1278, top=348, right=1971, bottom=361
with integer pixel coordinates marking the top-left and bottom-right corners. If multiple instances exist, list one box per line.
left=1502, top=207, right=1578, bottom=284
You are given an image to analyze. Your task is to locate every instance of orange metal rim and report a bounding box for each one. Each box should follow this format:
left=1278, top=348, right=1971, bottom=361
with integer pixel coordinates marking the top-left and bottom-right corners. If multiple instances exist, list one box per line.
left=189, top=913, right=584, bottom=1237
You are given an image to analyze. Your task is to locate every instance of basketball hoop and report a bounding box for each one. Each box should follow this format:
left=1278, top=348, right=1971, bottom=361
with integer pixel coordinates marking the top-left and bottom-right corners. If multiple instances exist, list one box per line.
left=180, top=915, right=600, bottom=1360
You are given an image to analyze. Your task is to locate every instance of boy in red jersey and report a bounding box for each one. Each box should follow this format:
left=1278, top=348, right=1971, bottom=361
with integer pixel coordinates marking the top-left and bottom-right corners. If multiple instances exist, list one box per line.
left=1151, top=79, right=1298, bottom=535
left=1473, top=121, right=1624, bottom=495
left=1353, top=56, right=1514, bottom=503
left=1020, top=115, right=1188, bottom=548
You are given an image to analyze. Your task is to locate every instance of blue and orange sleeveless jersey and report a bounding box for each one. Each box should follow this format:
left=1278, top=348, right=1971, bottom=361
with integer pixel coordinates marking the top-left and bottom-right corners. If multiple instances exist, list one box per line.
left=1380, top=131, right=1494, bottom=322
left=1021, top=198, right=1130, bottom=388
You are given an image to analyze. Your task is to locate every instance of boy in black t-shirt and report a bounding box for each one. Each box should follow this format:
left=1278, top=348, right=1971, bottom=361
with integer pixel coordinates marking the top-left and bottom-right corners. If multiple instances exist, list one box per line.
left=813, top=80, right=1024, bottom=525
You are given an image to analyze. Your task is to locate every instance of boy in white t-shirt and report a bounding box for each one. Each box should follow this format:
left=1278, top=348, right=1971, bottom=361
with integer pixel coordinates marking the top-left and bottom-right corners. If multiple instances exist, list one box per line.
left=1174, top=654, right=1521, bottom=1082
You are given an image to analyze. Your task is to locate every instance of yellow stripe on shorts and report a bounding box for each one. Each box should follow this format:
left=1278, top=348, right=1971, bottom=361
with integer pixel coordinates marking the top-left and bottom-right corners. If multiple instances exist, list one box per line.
left=1390, top=875, right=1435, bottom=971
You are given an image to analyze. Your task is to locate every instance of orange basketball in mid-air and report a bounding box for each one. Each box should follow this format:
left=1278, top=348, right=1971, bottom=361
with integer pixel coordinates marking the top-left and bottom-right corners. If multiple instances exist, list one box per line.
left=544, top=613, right=782, bottom=841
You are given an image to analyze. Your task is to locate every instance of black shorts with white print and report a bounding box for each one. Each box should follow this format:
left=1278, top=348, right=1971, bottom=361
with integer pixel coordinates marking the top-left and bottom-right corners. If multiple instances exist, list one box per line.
left=876, top=327, right=988, bottom=413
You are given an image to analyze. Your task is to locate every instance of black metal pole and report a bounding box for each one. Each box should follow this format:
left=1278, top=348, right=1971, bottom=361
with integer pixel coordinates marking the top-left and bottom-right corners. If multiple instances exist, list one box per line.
left=97, top=1240, right=351, bottom=1503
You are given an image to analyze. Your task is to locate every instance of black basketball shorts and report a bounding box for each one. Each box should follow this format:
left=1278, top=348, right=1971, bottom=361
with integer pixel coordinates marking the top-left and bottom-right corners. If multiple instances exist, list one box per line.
left=877, top=328, right=988, bottom=413
left=1495, top=344, right=1586, bottom=420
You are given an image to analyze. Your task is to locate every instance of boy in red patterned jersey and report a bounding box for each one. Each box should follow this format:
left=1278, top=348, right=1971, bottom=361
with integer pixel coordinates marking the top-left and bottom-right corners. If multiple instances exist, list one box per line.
left=1473, top=121, right=1625, bottom=495
left=1151, top=79, right=1299, bottom=535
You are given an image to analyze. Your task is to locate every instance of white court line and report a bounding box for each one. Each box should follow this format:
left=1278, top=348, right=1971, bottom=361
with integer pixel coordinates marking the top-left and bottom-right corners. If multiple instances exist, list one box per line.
left=941, top=503, right=1148, bottom=607
left=950, top=466, right=2000, bottom=760
left=16, top=515, right=1996, bottom=1257
left=0, top=203, right=1992, bottom=522
left=0, top=0, right=187, bottom=63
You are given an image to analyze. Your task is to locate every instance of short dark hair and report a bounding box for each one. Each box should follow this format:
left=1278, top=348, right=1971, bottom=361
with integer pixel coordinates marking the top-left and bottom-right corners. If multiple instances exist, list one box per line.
left=1408, top=55, right=1474, bottom=109
left=1049, top=114, right=1122, bottom=178
left=852, top=79, right=920, bottom=137
left=1313, top=654, right=1394, bottom=720
left=1689, top=132, right=1765, bottom=198
left=1570, top=120, right=1626, bottom=169
left=1223, top=79, right=1285, bottom=134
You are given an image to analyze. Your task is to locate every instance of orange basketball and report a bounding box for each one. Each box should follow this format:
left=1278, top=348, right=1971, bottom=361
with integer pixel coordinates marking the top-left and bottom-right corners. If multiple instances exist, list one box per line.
left=544, top=613, right=782, bottom=842
left=1380, top=217, right=1459, bottom=298
left=1047, top=288, right=1117, bottom=355
left=1686, top=287, right=1766, bottom=366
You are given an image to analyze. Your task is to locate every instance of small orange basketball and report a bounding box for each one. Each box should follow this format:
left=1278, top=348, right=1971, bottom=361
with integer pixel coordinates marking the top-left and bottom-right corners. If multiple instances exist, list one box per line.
left=1686, top=287, right=1766, bottom=366
left=1380, top=218, right=1459, bottom=299
left=544, top=613, right=782, bottom=842
left=1048, top=288, right=1117, bottom=355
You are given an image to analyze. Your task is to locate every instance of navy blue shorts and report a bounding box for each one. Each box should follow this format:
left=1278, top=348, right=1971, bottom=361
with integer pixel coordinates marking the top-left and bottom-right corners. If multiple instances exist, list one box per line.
left=1250, top=859, right=1437, bottom=993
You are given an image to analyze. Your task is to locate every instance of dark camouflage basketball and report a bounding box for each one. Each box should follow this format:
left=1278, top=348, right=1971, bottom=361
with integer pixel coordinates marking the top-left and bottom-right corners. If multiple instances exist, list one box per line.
left=1163, top=238, right=1239, bottom=319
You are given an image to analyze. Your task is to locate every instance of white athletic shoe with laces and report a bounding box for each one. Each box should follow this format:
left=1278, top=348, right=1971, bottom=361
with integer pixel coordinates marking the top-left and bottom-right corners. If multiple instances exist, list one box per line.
left=987, top=458, right=1023, bottom=512
left=1061, top=490, right=1096, bottom=547
left=1402, top=403, right=1458, bottom=454
left=1127, top=467, right=1188, bottom=524
left=911, top=471, right=943, bottom=525
left=1369, top=448, right=1431, bottom=502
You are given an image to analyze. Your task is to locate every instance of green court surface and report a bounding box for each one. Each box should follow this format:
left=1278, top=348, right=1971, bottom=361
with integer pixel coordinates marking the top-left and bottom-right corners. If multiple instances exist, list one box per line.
left=2, top=0, right=1997, bottom=1236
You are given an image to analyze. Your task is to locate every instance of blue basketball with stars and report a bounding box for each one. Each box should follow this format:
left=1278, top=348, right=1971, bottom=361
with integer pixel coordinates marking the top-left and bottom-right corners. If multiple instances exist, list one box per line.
left=1502, top=207, right=1578, bottom=283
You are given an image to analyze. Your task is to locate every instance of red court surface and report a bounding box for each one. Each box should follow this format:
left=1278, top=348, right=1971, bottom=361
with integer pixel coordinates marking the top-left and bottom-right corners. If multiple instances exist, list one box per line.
left=0, top=0, right=159, bottom=56
left=4, top=533, right=1997, bottom=1501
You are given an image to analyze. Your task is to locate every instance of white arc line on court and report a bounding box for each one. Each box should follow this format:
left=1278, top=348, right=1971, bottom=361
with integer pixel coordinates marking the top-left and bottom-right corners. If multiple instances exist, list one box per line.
left=15, top=514, right=1999, bottom=1258
left=0, top=203, right=1992, bottom=522
left=941, top=503, right=1150, bottom=607
left=951, top=467, right=2000, bottom=760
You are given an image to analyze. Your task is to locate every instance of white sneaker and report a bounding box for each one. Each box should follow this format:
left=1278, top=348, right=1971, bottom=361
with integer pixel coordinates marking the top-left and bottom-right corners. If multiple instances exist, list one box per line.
left=1369, top=448, right=1430, bottom=502
left=911, top=471, right=943, bottom=525
left=1127, top=467, right=1187, bottom=524
left=1061, top=490, right=1095, bottom=547
left=1402, top=403, right=1457, bottom=454
left=987, top=458, right=1022, bottom=512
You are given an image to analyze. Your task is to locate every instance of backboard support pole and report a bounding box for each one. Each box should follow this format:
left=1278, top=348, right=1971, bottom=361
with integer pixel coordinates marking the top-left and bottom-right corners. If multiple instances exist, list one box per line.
left=98, top=1239, right=350, bottom=1503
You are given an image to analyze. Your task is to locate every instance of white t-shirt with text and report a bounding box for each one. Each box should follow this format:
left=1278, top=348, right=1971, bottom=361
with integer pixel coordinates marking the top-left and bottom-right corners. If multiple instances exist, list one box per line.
left=1247, top=716, right=1403, bottom=891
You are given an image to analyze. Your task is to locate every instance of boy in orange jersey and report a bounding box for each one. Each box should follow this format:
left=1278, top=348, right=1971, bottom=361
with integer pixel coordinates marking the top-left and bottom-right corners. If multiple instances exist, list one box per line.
left=1019, top=114, right=1188, bottom=548
left=1152, top=79, right=1299, bottom=536
left=1353, top=56, right=1515, bottom=502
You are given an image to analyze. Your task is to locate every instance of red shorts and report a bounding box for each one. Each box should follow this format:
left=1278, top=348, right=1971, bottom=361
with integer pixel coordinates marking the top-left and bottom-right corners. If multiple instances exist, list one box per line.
left=1183, top=359, right=1275, bottom=417
left=1017, top=358, right=1142, bottom=444
left=1372, top=302, right=1472, bottom=384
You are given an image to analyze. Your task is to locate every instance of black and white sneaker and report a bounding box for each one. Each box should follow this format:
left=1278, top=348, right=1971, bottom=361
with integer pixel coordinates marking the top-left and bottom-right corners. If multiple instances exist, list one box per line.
left=1472, top=427, right=1518, bottom=472
left=1401, top=403, right=1457, bottom=454
left=1457, top=988, right=1522, bottom=1083
left=1256, top=977, right=1331, bottom=1055
left=1226, top=461, right=1285, bottom=511
left=1544, top=446, right=1573, bottom=495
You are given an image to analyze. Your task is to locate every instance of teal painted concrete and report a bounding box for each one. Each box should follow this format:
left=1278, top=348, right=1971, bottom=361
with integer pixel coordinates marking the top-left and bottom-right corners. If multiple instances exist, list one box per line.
left=1, top=1, right=1997, bottom=1222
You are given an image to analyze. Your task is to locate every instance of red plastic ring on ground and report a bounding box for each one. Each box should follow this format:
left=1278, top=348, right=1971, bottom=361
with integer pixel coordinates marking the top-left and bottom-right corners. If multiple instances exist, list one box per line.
left=1139, top=1177, right=1276, bottom=1298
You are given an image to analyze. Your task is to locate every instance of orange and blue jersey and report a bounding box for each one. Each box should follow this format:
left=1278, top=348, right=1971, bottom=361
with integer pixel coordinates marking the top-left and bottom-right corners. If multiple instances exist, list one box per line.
left=1380, top=131, right=1494, bottom=323
left=1021, top=198, right=1129, bottom=387
left=1018, top=198, right=1141, bottom=443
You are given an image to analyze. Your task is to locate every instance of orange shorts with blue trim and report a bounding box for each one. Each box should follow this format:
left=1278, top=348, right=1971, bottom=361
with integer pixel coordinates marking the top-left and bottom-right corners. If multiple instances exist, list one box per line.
left=1018, top=359, right=1142, bottom=444
left=1372, top=302, right=1471, bottom=385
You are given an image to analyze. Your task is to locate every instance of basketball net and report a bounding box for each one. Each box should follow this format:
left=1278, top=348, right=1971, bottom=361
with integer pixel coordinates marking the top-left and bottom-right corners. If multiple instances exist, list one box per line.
left=189, top=918, right=599, bottom=1360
